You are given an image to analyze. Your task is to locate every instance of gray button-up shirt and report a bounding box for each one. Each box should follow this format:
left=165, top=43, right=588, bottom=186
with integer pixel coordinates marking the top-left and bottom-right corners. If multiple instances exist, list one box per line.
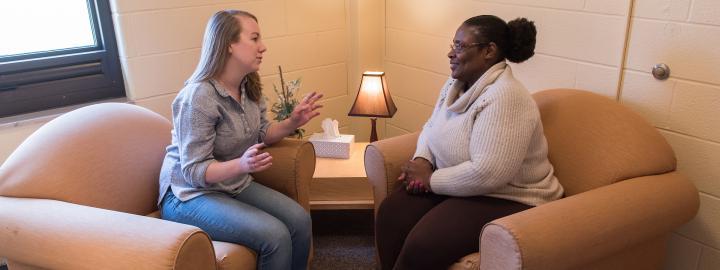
left=158, top=79, right=270, bottom=204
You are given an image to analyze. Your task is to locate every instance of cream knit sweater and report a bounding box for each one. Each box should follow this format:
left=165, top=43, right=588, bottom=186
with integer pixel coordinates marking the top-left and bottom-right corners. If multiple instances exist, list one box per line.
left=413, top=62, right=563, bottom=206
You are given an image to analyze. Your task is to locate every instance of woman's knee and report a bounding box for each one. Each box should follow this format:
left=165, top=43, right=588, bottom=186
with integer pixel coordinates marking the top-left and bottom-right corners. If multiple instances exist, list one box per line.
left=257, top=219, right=293, bottom=252
left=400, top=229, right=437, bottom=258
left=277, top=203, right=312, bottom=239
left=289, top=204, right=312, bottom=230
left=377, top=194, right=402, bottom=223
left=376, top=192, right=414, bottom=228
left=393, top=229, right=445, bottom=269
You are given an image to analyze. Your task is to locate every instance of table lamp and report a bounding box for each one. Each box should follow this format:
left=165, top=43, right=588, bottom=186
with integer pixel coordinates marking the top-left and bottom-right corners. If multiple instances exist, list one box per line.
left=348, top=71, right=397, bottom=142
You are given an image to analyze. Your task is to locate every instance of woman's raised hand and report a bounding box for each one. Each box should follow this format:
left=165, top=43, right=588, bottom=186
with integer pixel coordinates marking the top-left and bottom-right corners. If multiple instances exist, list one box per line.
left=289, top=91, right=324, bottom=128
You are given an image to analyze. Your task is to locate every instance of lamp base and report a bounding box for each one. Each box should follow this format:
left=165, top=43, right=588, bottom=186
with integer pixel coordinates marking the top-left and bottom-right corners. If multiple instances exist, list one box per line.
left=370, top=118, right=378, bottom=142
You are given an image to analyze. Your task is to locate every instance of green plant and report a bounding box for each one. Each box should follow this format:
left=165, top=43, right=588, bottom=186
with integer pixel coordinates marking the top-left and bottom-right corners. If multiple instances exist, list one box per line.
left=270, top=66, right=304, bottom=138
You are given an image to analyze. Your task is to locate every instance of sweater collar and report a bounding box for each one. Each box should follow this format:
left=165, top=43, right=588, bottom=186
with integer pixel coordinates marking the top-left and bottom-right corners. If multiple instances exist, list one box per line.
left=446, top=61, right=508, bottom=113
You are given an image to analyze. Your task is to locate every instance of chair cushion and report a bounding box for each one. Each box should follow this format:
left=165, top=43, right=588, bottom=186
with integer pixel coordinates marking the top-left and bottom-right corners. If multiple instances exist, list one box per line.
left=533, top=89, right=676, bottom=196
left=146, top=210, right=161, bottom=218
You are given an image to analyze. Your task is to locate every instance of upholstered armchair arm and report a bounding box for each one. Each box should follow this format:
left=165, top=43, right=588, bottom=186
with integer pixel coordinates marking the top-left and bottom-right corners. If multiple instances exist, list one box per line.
left=252, top=138, right=315, bottom=211
left=365, top=132, right=420, bottom=212
left=480, top=171, right=699, bottom=270
left=0, top=196, right=216, bottom=270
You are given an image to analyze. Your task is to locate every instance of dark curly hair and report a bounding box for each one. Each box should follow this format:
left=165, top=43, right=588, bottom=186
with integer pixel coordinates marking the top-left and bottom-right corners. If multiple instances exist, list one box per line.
left=462, top=15, right=536, bottom=63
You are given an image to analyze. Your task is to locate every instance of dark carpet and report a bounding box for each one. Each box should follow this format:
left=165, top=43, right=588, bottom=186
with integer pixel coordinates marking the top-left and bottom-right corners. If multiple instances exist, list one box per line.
left=310, top=209, right=376, bottom=270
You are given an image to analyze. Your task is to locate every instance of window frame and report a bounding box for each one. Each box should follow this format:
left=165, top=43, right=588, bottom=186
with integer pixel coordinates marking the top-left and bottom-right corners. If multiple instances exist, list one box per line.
left=0, top=0, right=125, bottom=118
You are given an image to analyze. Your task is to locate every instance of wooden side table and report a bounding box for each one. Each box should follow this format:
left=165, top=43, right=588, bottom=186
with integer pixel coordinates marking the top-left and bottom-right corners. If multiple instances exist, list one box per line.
left=310, top=142, right=373, bottom=210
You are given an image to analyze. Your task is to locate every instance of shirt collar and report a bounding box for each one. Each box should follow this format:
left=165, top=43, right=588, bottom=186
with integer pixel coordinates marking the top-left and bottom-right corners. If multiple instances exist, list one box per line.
left=210, top=78, right=247, bottom=99
left=209, top=79, right=230, bottom=98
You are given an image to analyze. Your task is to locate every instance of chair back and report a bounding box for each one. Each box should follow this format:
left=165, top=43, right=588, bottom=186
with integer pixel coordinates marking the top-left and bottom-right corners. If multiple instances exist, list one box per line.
left=0, top=103, right=171, bottom=215
left=533, top=89, right=676, bottom=196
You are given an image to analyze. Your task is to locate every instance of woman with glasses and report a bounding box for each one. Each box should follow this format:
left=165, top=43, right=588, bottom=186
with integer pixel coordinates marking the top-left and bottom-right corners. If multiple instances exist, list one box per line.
left=158, top=10, right=322, bottom=270
left=375, top=15, right=564, bottom=270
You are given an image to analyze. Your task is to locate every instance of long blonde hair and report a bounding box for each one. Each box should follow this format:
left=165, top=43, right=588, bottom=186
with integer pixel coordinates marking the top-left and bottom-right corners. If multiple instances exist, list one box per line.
left=187, top=10, right=262, bottom=102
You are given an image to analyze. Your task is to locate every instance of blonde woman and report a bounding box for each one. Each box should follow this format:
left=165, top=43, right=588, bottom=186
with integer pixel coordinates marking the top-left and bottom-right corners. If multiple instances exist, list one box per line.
left=158, top=10, right=322, bottom=270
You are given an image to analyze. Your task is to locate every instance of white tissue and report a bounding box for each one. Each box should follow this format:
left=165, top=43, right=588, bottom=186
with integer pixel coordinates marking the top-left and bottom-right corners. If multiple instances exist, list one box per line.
left=321, top=118, right=341, bottom=139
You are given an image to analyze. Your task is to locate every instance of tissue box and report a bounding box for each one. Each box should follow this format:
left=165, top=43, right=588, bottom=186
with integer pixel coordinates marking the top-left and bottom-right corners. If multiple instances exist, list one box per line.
left=308, top=133, right=355, bottom=159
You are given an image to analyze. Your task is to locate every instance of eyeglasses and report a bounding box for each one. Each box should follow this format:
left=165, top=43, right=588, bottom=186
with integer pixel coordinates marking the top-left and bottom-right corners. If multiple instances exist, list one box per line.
left=449, top=42, right=488, bottom=53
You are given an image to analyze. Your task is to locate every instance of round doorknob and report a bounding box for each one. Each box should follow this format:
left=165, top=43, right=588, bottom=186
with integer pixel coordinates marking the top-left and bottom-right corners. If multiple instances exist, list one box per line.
left=652, top=63, right=670, bottom=80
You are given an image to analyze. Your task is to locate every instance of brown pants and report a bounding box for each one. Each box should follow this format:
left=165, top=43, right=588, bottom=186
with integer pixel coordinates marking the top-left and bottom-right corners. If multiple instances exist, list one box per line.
left=375, top=185, right=533, bottom=270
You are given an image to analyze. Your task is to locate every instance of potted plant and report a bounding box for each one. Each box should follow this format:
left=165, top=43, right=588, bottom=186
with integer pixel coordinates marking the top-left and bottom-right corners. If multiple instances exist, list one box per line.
left=270, top=65, right=304, bottom=139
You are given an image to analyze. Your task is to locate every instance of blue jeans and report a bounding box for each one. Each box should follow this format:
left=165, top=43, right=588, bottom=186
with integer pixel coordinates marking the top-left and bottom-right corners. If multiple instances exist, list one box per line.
left=160, top=182, right=312, bottom=270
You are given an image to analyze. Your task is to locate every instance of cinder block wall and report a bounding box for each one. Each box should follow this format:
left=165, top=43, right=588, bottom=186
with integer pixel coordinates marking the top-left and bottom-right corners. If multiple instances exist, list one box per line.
left=621, top=0, right=720, bottom=268
left=382, top=0, right=629, bottom=137
left=111, top=0, right=353, bottom=134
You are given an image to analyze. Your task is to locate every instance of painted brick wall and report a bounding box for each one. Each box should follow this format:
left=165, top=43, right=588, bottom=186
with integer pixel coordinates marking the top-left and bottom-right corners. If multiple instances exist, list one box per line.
left=383, top=0, right=631, bottom=137
left=111, top=0, right=352, bottom=134
left=621, top=0, right=720, bottom=269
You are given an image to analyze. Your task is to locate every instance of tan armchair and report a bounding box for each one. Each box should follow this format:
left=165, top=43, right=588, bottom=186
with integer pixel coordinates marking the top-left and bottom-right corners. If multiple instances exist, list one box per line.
left=365, top=89, right=700, bottom=270
left=0, top=103, right=316, bottom=270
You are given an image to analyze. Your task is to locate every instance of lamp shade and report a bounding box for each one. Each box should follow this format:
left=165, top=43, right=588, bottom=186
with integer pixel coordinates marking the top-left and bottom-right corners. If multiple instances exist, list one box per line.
left=348, top=71, right=397, bottom=118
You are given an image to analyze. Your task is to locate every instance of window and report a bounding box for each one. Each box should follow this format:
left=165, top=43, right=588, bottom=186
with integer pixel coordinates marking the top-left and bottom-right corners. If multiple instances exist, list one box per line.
left=0, top=0, right=125, bottom=118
